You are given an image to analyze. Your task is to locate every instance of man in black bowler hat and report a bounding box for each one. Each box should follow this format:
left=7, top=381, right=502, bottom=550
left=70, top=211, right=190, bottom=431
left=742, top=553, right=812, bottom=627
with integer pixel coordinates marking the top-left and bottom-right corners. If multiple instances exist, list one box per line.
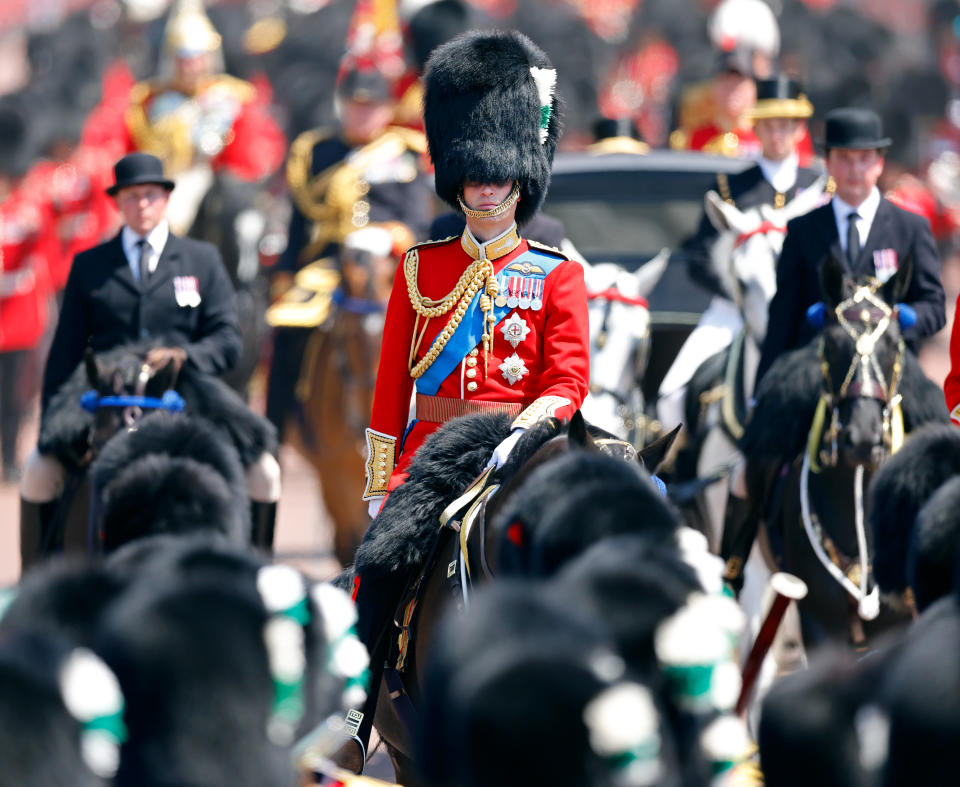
left=719, top=108, right=947, bottom=592
left=756, top=107, right=946, bottom=384
left=18, top=152, right=273, bottom=570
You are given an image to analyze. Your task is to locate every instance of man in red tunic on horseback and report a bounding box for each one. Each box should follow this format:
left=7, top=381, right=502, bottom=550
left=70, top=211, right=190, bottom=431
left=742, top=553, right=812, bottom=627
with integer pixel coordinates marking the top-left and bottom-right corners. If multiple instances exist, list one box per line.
left=340, top=29, right=590, bottom=772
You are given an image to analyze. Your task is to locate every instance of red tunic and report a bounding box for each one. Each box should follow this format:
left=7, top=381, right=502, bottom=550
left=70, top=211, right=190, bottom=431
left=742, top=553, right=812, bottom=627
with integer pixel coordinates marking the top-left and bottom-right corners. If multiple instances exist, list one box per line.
left=363, top=230, right=590, bottom=498
left=0, top=187, right=54, bottom=352
left=25, top=147, right=117, bottom=291
left=944, top=290, right=960, bottom=426
left=81, top=75, right=286, bottom=183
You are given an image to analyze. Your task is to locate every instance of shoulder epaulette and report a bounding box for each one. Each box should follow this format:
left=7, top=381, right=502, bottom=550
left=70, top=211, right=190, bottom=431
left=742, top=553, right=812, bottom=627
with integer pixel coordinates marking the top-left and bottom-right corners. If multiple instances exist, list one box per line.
left=205, top=74, right=257, bottom=103
left=406, top=235, right=459, bottom=253
left=383, top=125, right=428, bottom=155
left=526, top=239, right=568, bottom=259
left=716, top=172, right=734, bottom=205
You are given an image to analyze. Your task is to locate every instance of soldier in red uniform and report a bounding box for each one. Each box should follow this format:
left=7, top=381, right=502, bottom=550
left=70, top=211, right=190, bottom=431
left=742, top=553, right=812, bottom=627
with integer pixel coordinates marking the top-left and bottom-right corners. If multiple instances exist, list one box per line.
left=81, top=0, right=285, bottom=233
left=0, top=106, right=56, bottom=482
left=339, top=29, right=590, bottom=772
left=25, top=114, right=117, bottom=293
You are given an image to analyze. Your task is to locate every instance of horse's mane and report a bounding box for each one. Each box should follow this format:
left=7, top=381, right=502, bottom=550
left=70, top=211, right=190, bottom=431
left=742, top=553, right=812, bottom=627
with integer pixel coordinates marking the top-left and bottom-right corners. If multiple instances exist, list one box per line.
left=353, top=413, right=514, bottom=579
left=498, top=416, right=565, bottom=478
left=38, top=341, right=276, bottom=469
left=741, top=330, right=946, bottom=465
left=741, top=341, right=822, bottom=463
left=175, top=365, right=276, bottom=467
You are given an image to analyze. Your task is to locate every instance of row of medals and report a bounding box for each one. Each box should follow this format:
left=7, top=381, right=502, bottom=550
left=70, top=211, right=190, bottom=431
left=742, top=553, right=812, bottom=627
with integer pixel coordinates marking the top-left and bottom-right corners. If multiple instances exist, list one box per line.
left=494, top=276, right=544, bottom=311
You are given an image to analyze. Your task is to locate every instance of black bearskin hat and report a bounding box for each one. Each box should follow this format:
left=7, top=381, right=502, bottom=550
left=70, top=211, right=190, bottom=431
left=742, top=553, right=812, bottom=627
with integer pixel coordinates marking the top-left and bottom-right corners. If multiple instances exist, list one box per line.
left=424, top=29, right=562, bottom=226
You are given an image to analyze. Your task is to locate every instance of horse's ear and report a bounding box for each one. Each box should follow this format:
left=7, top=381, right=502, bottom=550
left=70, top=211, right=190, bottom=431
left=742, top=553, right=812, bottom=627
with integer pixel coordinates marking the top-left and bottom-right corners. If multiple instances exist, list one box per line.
left=84, top=348, right=101, bottom=389
left=637, top=423, right=682, bottom=475
left=882, top=253, right=913, bottom=307
left=704, top=190, right=735, bottom=233
left=820, top=251, right=847, bottom=310
left=567, top=410, right=591, bottom=448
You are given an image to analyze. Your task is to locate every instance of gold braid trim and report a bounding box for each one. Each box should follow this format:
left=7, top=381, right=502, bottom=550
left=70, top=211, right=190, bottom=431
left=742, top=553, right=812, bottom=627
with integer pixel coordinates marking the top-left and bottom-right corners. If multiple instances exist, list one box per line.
left=404, top=248, right=498, bottom=378
left=363, top=429, right=396, bottom=499
left=511, top=395, right=572, bottom=429
left=287, top=127, right=425, bottom=259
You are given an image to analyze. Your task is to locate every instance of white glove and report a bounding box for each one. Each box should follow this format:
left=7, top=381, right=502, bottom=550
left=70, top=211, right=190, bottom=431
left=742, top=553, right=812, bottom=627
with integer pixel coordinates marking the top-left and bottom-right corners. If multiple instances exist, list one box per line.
left=485, top=428, right=525, bottom=471
left=367, top=498, right=384, bottom=519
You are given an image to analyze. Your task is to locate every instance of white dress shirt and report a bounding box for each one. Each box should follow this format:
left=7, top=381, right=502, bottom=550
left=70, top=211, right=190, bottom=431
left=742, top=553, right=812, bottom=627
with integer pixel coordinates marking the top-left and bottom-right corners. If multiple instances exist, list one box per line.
left=121, top=220, right=170, bottom=282
left=831, top=187, right=881, bottom=254
left=757, top=153, right=799, bottom=195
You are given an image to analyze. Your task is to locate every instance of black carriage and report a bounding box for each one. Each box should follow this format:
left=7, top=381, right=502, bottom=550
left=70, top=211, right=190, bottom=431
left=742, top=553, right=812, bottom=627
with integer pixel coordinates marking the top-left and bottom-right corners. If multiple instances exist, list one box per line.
left=542, top=149, right=752, bottom=403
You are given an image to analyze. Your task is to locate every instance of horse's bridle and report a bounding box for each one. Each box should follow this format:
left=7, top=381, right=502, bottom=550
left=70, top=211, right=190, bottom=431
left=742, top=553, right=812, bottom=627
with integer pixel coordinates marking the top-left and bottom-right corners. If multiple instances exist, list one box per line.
left=808, top=283, right=905, bottom=470
left=81, top=362, right=186, bottom=429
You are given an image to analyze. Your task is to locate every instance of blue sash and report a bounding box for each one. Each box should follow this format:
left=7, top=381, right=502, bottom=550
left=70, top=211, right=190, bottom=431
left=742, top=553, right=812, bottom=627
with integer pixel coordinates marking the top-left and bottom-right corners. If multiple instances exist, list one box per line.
left=415, top=248, right=564, bottom=396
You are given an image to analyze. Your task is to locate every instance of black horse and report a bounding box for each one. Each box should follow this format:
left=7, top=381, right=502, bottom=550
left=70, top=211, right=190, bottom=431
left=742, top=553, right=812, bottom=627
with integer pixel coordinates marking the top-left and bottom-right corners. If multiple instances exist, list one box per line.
left=342, top=411, right=678, bottom=783
left=743, top=254, right=947, bottom=648
left=35, top=341, right=276, bottom=562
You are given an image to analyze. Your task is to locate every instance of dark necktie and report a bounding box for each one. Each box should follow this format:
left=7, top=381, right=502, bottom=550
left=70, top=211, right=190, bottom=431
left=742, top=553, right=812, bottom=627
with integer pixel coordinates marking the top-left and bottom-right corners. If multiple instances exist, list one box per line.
left=846, top=212, right=861, bottom=269
left=136, top=238, right=149, bottom=286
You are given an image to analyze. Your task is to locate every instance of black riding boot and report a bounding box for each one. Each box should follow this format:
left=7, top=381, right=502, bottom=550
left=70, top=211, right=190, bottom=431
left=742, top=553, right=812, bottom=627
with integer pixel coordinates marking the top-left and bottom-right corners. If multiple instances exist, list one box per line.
left=19, top=498, right=62, bottom=574
left=250, top=501, right=277, bottom=552
left=332, top=570, right=407, bottom=773
left=720, top=492, right=757, bottom=596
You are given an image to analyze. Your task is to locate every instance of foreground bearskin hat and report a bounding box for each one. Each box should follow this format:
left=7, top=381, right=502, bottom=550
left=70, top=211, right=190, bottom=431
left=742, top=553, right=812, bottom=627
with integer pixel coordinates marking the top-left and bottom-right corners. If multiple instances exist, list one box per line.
left=424, top=29, right=562, bottom=226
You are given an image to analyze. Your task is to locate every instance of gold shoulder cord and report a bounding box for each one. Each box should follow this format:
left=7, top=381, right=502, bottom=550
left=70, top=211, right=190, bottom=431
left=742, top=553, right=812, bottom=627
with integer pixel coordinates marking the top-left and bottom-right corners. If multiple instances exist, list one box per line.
left=405, top=249, right=498, bottom=379
left=716, top=172, right=734, bottom=206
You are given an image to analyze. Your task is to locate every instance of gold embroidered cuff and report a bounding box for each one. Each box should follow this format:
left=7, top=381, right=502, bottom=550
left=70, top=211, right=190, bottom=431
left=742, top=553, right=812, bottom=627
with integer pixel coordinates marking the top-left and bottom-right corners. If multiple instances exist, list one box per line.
left=951, top=404, right=960, bottom=427
left=363, top=429, right=397, bottom=500
left=511, top=396, right=572, bottom=430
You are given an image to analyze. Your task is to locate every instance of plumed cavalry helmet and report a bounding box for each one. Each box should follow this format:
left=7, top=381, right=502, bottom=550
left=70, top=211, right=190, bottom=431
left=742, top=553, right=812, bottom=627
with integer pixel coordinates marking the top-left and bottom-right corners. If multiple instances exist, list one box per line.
left=423, top=29, right=562, bottom=226
left=164, top=0, right=223, bottom=57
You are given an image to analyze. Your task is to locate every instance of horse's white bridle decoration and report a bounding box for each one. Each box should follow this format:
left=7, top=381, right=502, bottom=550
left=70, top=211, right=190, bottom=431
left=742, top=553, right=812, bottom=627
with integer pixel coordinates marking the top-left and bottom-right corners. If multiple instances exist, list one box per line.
left=799, top=283, right=905, bottom=622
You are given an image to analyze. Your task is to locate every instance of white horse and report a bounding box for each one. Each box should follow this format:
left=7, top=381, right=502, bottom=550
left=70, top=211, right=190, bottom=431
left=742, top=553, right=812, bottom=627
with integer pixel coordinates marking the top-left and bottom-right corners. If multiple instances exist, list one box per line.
left=576, top=249, right=669, bottom=446
left=682, top=180, right=830, bottom=729
left=680, top=178, right=830, bottom=549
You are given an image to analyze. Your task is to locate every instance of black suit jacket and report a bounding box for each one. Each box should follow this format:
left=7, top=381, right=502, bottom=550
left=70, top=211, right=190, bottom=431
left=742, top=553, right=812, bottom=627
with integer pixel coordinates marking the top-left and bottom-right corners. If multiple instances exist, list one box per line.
left=756, top=197, right=946, bottom=384
left=684, top=163, right=823, bottom=297
left=42, top=231, right=242, bottom=410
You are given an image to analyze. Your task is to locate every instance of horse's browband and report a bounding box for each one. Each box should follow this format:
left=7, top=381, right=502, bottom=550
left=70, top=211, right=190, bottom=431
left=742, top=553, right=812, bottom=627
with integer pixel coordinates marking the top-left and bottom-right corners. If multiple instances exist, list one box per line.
left=415, top=394, right=523, bottom=423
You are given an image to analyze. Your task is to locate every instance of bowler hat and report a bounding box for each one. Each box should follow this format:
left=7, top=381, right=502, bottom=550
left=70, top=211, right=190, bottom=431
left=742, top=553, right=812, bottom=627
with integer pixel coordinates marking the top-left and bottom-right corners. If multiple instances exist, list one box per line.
left=821, top=107, right=891, bottom=151
left=106, top=153, right=175, bottom=196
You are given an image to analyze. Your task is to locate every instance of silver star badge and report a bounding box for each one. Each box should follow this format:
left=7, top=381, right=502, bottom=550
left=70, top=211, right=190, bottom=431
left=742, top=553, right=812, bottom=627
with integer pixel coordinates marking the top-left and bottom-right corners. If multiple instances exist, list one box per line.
left=500, top=311, right=530, bottom=348
left=499, top=352, right=529, bottom=385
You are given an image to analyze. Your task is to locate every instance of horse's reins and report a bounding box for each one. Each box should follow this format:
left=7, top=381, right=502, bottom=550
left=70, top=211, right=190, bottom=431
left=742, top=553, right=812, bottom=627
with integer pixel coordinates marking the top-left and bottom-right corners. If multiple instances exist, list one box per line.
left=801, top=284, right=905, bottom=624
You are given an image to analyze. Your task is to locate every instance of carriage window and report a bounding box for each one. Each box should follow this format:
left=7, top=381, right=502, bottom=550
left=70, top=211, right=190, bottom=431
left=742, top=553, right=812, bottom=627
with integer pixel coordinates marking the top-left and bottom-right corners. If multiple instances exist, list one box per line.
left=543, top=200, right=703, bottom=262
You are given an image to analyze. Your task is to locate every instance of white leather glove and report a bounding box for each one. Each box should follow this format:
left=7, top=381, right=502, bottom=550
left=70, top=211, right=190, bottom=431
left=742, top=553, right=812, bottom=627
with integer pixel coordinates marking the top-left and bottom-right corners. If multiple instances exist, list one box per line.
left=485, top=428, right=525, bottom=471
left=368, top=498, right=384, bottom=519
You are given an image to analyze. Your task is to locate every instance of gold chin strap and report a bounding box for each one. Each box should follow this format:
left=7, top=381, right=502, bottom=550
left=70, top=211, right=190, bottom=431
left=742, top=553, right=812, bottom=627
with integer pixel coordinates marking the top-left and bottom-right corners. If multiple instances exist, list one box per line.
left=457, top=183, right=521, bottom=219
